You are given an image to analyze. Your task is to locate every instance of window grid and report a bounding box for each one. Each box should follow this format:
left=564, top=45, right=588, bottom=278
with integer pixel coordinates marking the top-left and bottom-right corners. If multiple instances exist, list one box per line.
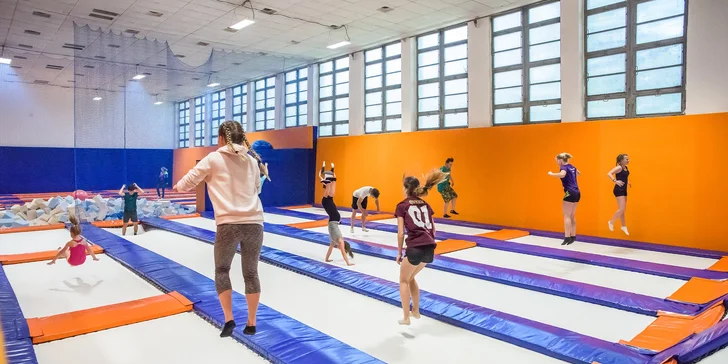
left=584, top=0, right=687, bottom=119
left=318, top=56, right=350, bottom=137
left=416, top=24, right=469, bottom=130
left=254, top=76, right=276, bottom=131
left=193, top=96, right=205, bottom=147
left=285, top=67, right=309, bottom=128
left=365, top=42, right=403, bottom=134
left=177, top=101, right=190, bottom=148
left=210, top=90, right=225, bottom=145
left=232, top=84, right=247, bottom=131
left=492, top=1, right=562, bottom=125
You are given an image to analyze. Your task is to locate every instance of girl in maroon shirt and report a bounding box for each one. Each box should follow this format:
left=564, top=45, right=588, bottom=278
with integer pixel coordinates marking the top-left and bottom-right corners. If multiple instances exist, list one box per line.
left=394, top=169, right=447, bottom=325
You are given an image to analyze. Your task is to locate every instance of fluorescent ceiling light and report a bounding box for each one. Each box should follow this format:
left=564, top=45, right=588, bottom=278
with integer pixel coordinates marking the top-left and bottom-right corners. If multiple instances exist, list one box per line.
left=154, top=101, right=163, bottom=105
left=93, top=96, right=102, bottom=101
left=132, top=74, right=146, bottom=80
left=0, top=57, right=11, bottom=65
left=327, top=41, right=350, bottom=49
left=229, top=19, right=255, bottom=30
left=207, top=82, right=220, bottom=87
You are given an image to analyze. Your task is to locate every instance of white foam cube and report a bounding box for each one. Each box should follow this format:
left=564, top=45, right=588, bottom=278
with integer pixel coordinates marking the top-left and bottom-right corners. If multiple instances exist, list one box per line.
left=48, top=197, right=60, bottom=209
left=26, top=210, right=37, bottom=220
left=2, top=211, right=16, bottom=219
left=10, top=205, right=22, bottom=214
left=93, top=194, right=104, bottom=203
left=48, top=216, right=59, bottom=225
left=43, top=207, right=51, bottom=214
left=12, top=220, right=29, bottom=228
left=38, top=214, right=51, bottom=222
left=65, top=196, right=74, bottom=204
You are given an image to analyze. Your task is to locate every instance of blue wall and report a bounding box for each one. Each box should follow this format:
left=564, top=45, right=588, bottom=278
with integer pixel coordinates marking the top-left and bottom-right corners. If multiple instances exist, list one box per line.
left=0, top=147, right=172, bottom=194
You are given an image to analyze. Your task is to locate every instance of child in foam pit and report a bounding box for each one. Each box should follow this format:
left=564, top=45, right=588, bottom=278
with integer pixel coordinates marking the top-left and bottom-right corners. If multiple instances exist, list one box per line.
left=48, top=215, right=100, bottom=266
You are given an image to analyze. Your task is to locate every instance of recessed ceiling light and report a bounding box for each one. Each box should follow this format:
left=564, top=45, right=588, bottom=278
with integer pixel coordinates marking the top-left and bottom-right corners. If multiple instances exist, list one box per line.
left=25, top=30, right=41, bottom=36
left=327, top=41, right=350, bottom=49
left=0, top=57, right=11, bottom=65
left=132, top=74, right=146, bottom=80
left=154, top=101, right=163, bottom=105
left=93, top=96, right=102, bottom=101
left=207, top=82, right=220, bottom=88
left=228, top=19, right=255, bottom=31
left=148, top=11, right=164, bottom=17
left=196, top=41, right=210, bottom=46
left=32, top=11, right=51, bottom=18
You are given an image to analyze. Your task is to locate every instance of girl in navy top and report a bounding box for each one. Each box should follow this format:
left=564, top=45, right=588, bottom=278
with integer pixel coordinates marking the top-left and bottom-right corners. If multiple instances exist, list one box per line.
left=548, top=153, right=581, bottom=245
left=607, top=154, right=631, bottom=235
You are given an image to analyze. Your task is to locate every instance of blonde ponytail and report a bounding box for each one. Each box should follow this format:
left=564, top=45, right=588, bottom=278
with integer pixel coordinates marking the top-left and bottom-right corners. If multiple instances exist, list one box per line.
left=220, top=121, right=270, bottom=181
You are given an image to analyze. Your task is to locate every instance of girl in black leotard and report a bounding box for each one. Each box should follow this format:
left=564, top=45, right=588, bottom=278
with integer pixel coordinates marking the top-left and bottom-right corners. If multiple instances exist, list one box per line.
left=607, top=154, right=631, bottom=235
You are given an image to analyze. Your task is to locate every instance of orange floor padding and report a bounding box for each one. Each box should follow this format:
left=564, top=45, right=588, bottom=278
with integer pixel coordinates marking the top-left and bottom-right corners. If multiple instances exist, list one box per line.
left=283, top=205, right=313, bottom=210
left=477, top=229, right=530, bottom=240
left=708, top=257, right=728, bottom=272
left=667, top=277, right=728, bottom=305
left=91, top=220, right=125, bottom=228
left=0, top=246, right=104, bottom=265
left=619, top=302, right=725, bottom=353
left=26, top=291, right=193, bottom=344
left=161, top=213, right=200, bottom=220
left=287, top=220, right=331, bottom=229
left=0, top=224, right=65, bottom=234
left=434, top=239, right=477, bottom=255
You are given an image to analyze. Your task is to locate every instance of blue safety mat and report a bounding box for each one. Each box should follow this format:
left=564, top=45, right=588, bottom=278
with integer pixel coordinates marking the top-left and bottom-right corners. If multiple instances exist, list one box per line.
left=0, top=263, right=37, bottom=364
left=80, top=224, right=383, bottom=364
left=144, top=217, right=651, bottom=364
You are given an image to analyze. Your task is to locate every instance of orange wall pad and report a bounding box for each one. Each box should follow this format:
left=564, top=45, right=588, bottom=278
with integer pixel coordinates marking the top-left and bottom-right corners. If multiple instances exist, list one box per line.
left=667, top=277, right=728, bottom=305
left=435, top=240, right=476, bottom=255
left=0, top=224, right=65, bottom=234
left=0, top=245, right=104, bottom=265
left=478, top=229, right=530, bottom=241
left=315, top=113, right=728, bottom=251
left=708, top=257, right=728, bottom=272
left=26, top=291, right=193, bottom=344
left=619, top=302, right=725, bottom=353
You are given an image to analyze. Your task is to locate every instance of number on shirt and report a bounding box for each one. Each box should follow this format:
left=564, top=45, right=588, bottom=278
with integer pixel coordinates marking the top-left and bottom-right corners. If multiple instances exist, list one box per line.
left=407, top=205, right=432, bottom=229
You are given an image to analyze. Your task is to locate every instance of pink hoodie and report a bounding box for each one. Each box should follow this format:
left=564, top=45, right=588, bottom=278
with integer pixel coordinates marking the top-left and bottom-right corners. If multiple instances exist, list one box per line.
left=176, top=144, right=263, bottom=226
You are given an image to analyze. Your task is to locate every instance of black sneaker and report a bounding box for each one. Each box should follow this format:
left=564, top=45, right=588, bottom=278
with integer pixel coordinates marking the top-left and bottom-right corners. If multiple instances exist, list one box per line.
left=220, top=320, right=236, bottom=338
left=566, top=236, right=576, bottom=245
left=243, top=325, right=256, bottom=335
left=450, top=210, right=459, bottom=215
left=444, top=214, right=451, bottom=219
left=561, top=237, right=570, bottom=245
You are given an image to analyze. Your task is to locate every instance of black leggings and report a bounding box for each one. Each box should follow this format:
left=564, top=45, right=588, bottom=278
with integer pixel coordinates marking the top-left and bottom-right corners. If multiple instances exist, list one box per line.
left=214, top=224, right=264, bottom=294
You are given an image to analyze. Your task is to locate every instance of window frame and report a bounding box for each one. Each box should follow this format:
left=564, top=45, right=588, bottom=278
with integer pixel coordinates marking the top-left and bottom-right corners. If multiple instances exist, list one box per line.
left=232, top=83, right=247, bottom=131
left=285, top=67, right=309, bottom=128
left=210, top=90, right=225, bottom=145
left=177, top=100, right=190, bottom=148
left=491, top=1, right=562, bottom=125
left=364, top=41, right=403, bottom=134
left=416, top=23, right=469, bottom=131
left=584, top=0, right=688, bottom=120
left=254, top=76, right=276, bottom=131
left=318, top=55, right=351, bottom=137
left=193, top=96, right=205, bottom=147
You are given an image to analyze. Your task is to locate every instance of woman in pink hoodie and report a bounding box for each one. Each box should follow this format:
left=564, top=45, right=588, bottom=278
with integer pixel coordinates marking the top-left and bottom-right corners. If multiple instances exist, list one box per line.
left=175, top=120, right=270, bottom=338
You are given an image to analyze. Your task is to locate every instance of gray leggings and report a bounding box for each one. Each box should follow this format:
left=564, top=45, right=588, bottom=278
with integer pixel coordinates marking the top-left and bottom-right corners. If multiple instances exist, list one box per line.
left=214, top=224, right=264, bottom=295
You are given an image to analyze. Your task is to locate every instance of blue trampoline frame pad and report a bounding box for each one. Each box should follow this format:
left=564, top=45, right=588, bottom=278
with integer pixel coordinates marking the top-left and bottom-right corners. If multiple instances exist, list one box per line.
left=1, top=260, right=38, bottom=364
left=78, top=224, right=383, bottom=364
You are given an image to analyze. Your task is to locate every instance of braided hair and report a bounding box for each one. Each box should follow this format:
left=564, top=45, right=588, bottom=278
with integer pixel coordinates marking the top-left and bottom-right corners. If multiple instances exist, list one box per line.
left=219, top=120, right=270, bottom=181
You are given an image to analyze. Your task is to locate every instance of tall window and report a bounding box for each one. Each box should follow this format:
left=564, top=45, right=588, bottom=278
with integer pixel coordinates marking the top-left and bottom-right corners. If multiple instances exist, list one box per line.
left=365, top=42, right=403, bottom=133
left=492, top=1, right=562, bottom=125
left=255, top=76, right=275, bottom=131
left=417, top=25, right=468, bottom=130
left=285, top=67, right=309, bottom=127
left=585, top=0, right=687, bottom=119
left=178, top=101, right=190, bottom=148
left=193, top=96, right=205, bottom=147
left=210, top=90, right=225, bottom=145
left=232, top=84, right=247, bottom=131
left=318, top=56, right=350, bottom=137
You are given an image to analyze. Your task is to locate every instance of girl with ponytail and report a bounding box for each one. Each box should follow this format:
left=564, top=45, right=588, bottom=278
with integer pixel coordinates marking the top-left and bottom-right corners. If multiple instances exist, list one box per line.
left=394, top=169, right=447, bottom=325
left=48, top=215, right=100, bottom=266
left=174, top=120, right=266, bottom=338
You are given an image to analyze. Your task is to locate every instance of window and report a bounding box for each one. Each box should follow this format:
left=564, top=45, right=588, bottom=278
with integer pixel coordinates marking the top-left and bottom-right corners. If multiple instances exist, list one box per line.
left=365, top=42, right=403, bottom=133
left=232, top=84, right=247, bottom=131
left=492, top=1, right=562, bottom=125
left=285, top=67, right=309, bottom=127
left=417, top=25, right=468, bottom=130
left=193, top=96, right=205, bottom=147
left=319, top=56, right=350, bottom=137
left=585, top=0, right=687, bottom=119
left=210, top=90, right=225, bottom=145
left=255, top=76, right=275, bottom=131
left=177, top=100, right=190, bottom=148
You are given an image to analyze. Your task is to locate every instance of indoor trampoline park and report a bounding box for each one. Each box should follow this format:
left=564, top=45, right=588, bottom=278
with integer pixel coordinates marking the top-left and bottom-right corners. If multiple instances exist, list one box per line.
left=1, top=0, right=728, bottom=363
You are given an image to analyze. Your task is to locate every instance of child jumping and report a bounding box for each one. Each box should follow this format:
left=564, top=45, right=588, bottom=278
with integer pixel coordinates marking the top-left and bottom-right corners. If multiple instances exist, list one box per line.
left=320, top=162, right=354, bottom=266
left=119, top=183, right=145, bottom=236
left=48, top=215, right=100, bottom=266
left=350, top=186, right=380, bottom=233
left=395, top=169, right=447, bottom=325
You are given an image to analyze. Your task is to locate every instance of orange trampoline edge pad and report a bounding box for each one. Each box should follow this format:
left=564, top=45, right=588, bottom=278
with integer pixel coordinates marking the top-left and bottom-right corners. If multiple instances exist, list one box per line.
left=27, top=291, right=192, bottom=344
left=667, top=277, right=728, bottom=305
left=478, top=229, right=530, bottom=240
left=708, top=256, right=728, bottom=272
left=434, top=240, right=476, bottom=255
left=0, top=246, right=104, bottom=265
left=0, top=224, right=65, bottom=234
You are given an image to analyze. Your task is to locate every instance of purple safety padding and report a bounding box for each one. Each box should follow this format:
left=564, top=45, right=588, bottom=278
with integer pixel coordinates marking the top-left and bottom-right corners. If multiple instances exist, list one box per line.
left=147, top=217, right=649, bottom=364
left=81, top=224, right=382, bottom=364
left=3, top=338, right=37, bottom=364
left=429, top=217, right=728, bottom=260
left=0, top=263, right=37, bottom=363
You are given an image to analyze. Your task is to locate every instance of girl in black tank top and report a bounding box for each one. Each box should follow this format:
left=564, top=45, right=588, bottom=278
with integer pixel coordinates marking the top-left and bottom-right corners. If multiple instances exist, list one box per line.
left=607, top=154, right=631, bottom=235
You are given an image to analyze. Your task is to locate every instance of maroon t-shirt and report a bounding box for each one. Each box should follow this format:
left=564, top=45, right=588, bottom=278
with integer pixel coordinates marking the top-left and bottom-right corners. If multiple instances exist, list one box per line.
left=394, top=197, right=436, bottom=248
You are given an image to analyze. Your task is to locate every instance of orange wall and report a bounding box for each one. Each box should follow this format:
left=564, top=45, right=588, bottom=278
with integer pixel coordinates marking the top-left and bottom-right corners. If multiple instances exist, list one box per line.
left=316, top=113, right=728, bottom=251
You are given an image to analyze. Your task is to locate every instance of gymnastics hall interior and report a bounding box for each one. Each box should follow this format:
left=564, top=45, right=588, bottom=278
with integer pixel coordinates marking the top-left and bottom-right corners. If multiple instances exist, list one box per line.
left=1, top=0, right=728, bottom=363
